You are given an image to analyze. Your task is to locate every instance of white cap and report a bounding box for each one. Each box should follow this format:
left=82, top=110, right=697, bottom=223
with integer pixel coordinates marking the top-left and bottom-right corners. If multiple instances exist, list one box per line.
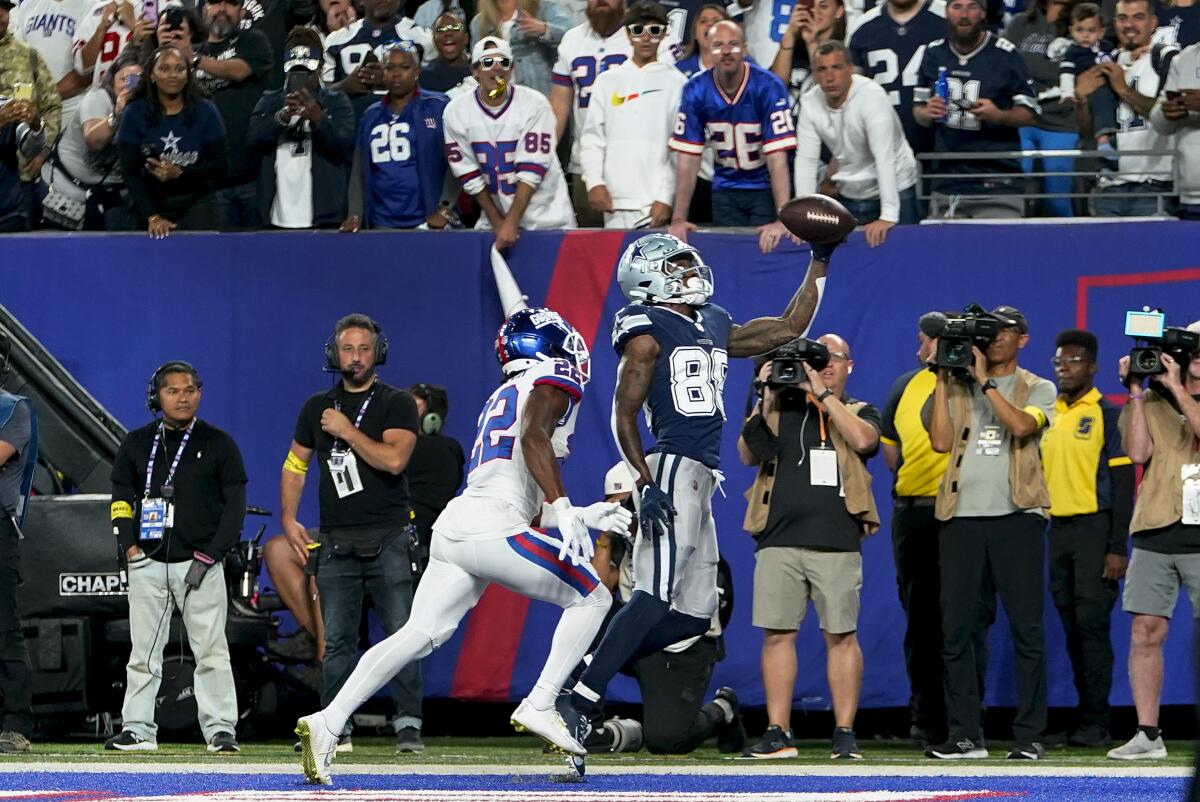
left=471, top=35, right=513, bottom=65
left=604, top=462, right=636, bottom=496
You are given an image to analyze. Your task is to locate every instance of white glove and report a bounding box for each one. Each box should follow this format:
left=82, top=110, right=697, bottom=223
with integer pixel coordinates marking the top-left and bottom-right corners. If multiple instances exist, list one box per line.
left=580, top=501, right=633, bottom=537
left=551, top=497, right=594, bottom=567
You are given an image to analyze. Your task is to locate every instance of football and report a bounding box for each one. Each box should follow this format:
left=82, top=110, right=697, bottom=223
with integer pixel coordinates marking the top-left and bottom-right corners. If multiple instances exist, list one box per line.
left=778, top=194, right=857, bottom=244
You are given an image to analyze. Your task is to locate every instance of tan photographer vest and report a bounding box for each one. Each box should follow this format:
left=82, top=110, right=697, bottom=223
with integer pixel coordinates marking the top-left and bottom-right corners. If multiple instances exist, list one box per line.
left=1119, top=389, right=1200, bottom=534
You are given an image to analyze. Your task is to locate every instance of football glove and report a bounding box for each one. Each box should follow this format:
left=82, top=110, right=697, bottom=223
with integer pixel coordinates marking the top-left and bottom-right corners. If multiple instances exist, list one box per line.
left=581, top=501, right=633, bottom=538
left=551, top=497, right=595, bottom=567
left=639, top=483, right=676, bottom=540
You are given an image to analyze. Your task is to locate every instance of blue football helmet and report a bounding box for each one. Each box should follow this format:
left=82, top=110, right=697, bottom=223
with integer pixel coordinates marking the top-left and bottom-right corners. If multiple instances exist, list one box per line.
left=495, top=307, right=591, bottom=384
left=616, top=233, right=713, bottom=306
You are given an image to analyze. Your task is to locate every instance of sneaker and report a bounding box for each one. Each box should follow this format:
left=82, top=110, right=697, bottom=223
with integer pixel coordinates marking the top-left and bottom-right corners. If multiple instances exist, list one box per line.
left=1068, top=726, right=1112, bottom=748
left=742, top=725, right=798, bottom=759
left=0, top=732, right=30, bottom=754
left=1007, top=742, right=1045, bottom=760
left=296, top=712, right=339, bottom=785
left=103, top=730, right=157, bottom=752
left=926, top=738, right=988, bottom=759
left=512, top=697, right=584, bottom=755
left=1107, top=731, right=1168, bottom=760
left=831, top=727, right=863, bottom=759
left=713, top=687, right=747, bottom=755
left=394, top=727, right=424, bottom=754
left=562, top=752, right=586, bottom=781
left=207, top=731, right=240, bottom=753
left=554, top=694, right=593, bottom=757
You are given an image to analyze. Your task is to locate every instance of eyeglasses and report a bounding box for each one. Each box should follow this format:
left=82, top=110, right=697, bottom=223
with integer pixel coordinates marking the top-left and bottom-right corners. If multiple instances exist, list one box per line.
left=828, top=351, right=850, bottom=362
left=627, top=22, right=666, bottom=37
left=435, top=22, right=464, bottom=32
left=1051, top=355, right=1090, bottom=367
left=477, top=55, right=512, bottom=69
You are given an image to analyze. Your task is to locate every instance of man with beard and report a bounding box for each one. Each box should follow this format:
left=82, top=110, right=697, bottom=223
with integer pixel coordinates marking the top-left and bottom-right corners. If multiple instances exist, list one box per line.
left=200, top=0, right=316, bottom=89
left=323, top=0, right=433, bottom=123
left=190, top=0, right=273, bottom=229
left=420, top=10, right=470, bottom=91
left=280, top=313, right=426, bottom=754
left=550, top=0, right=672, bottom=225
left=913, top=0, right=1038, bottom=218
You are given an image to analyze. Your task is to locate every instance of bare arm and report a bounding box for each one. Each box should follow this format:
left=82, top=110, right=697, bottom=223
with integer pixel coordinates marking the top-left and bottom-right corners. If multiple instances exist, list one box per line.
left=727, top=258, right=828, bottom=358
left=506, top=180, right=536, bottom=227
left=280, top=440, right=313, bottom=562
left=766, top=149, right=791, bottom=213
left=821, top=396, right=880, bottom=454
left=590, top=533, right=620, bottom=590
left=341, top=426, right=417, bottom=475
left=550, top=84, right=572, bottom=142
left=981, top=385, right=1039, bottom=437
left=77, top=17, right=113, bottom=74
left=929, top=370, right=953, bottom=453
left=883, top=442, right=900, bottom=471
left=197, top=55, right=253, bottom=82
left=614, top=334, right=661, bottom=486
left=0, top=440, right=16, bottom=466
left=56, top=71, right=90, bottom=100
left=1123, top=395, right=1153, bottom=464
left=671, top=151, right=701, bottom=226
left=520, top=384, right=572, bottom=503
left=82, top=115, right=116, bottom=150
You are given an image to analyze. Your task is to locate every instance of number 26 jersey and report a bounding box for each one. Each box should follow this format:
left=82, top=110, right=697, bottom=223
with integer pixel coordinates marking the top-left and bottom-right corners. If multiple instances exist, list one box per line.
left=613, top=303, right=733, bottom=469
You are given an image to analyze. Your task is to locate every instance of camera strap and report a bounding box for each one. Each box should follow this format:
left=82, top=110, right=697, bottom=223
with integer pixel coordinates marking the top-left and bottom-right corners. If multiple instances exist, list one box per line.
left=806, top=395, right=828, bottom=447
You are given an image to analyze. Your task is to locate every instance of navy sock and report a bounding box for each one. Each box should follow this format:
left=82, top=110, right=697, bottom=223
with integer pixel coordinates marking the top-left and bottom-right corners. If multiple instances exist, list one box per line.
left=627, top=610, right=710, bottom=663
left=571, top=591, right=670, bottom=712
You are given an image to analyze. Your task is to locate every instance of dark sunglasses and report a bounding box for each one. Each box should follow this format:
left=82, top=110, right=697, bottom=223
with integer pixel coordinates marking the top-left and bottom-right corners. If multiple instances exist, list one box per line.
left=627, top=22, right=666, bottom=37
left=478, top=55, right=512, bottom=68
left=435, top=22, right=464, bottom=32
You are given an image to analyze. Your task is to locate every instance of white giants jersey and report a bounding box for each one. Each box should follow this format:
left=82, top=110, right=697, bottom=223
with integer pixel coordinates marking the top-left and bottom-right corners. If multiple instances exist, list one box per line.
left=436, top=359, right=584, bottom=541
left=443, top=84, right=575, bottom=230
left=73, top=0, right=144, bottom=88
left=14, top=0, right=91, bottom=82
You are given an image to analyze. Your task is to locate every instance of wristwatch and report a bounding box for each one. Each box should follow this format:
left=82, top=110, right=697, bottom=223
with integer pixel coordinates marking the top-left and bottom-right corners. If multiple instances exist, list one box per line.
left=980, top=379, right=998, bottom=394
left=192, top=53, right=203, bottom=70
left=816, top=388, right=834, bottom=403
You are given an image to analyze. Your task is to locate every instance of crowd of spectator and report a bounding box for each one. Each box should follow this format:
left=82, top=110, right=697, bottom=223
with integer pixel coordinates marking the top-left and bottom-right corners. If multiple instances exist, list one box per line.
left=0, top=0, right=1198, bottom=238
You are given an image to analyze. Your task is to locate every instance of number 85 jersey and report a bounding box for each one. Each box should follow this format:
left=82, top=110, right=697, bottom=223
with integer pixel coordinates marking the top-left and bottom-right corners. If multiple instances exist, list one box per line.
left=613, top=303, right=733, bottom=470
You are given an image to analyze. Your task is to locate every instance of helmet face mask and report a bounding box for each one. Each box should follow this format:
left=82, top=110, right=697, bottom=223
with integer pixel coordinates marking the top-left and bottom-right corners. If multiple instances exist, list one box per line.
left=617, top=233, right=714, bottom=306
left=495, top=308, right=591, bottom=385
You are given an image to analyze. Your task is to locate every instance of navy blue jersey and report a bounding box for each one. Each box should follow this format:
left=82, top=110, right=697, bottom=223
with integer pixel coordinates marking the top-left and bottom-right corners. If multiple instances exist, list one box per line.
left=847, top=0, right=946, bottom=155
left=612, top=302, right=734, bottom=469
left=322, top=17, right=433, bottom=121
left=914, top=33, right=1038, bottom=190
left=355, top=91, right=449, bottom=229
left=1060, top=41, right=1114, bottom=76
left=1155, top=2, right=1200, bottom=48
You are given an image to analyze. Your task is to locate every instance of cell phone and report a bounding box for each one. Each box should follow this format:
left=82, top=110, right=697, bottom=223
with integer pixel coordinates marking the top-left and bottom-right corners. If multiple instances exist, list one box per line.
left=123, top=73, right=141, bottom=92
left=361, top=49, right=380, bottom=66
left=1165, top=89, right=1183, bottom=101
left=284, top=70, right=309, bottom=95
left=796, top=0, right=814, bottom=9
left=12, top=83, right=33, bottom=103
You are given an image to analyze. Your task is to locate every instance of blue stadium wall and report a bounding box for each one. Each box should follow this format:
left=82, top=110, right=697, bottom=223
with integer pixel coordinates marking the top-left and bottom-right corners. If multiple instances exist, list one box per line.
left=6, top=221, right=1200, bottom=710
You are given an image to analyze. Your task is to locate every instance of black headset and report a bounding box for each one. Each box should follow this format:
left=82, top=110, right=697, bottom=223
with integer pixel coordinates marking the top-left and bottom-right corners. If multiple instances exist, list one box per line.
left=409, top=383, right=448, bottom=435
left=146, top=360, right=203, bottom=414
left=324, top=315, right=389, bottom=372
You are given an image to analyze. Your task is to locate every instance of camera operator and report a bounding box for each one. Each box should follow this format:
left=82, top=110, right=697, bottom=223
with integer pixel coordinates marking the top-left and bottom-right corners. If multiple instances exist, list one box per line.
left=738, top=334, right=880, bottom=761
left=405, top=383, right=464, bottom=580
left=106, top=361, right=247, bottom=753
left=1109, top=321, right=1200, bottom=761
left=927, top=306, right=1056, bottom=761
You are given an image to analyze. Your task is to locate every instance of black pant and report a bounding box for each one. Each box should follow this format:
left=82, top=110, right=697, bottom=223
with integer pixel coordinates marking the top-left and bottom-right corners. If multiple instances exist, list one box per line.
left=0, top=520, right=32, bottom=737
left=1048, top=513, right=1118, bottom=732
left=941, top=514, right=1047, bottom=744
left=634, top=637, right=721, bottom=754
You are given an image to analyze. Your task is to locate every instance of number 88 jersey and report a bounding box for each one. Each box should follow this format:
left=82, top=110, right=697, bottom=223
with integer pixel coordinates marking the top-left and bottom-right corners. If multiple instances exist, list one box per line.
left=613, top=302, right=733, bottom=470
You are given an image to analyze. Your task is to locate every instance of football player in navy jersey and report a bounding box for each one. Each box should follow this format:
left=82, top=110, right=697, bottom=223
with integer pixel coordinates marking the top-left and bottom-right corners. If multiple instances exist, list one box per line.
left=847, top=0, right=946, bottom=155
left=560, top=232, right=838, bottom=756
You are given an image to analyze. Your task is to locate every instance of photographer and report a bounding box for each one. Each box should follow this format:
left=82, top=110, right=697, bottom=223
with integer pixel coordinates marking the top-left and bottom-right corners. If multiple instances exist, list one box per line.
left=927, top=305, right=1055, bottom=761
left=1110, top=321, right=1200, bottom=761
left=106, top=361, right=247, bottom=753
left=737, top=334, right=880, bottom=761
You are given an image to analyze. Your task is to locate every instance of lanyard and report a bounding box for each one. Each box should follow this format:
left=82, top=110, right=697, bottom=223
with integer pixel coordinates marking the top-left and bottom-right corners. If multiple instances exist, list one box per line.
left=144, top=420, right=194, bottom=498
left=807, top=394, right=828, bottom=447
left=333, top=385, right=378, bottom=450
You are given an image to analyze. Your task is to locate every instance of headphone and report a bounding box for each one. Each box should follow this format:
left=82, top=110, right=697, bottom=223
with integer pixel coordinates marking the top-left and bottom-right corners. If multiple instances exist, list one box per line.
left=146, top=360, right=203, bottom=414
left=324, top=315, right=388, bottom=372
left=409, top=382, right=448, bottom=435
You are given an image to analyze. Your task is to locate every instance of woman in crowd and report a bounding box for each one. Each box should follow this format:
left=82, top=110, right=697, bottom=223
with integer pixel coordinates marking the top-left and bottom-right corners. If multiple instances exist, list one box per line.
left=674, top=3, right=729, bottom=77
left=770, top=0, right=844, bottom=110
left=469, top=0, right=570, bottom=95
left=116, top=46, right=228, bottom=238
left=414, top=0, right=469, bottom=29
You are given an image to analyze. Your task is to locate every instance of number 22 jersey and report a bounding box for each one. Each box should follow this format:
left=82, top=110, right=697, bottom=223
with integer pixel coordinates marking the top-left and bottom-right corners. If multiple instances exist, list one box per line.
left=612, top=302, right=733, bottom=469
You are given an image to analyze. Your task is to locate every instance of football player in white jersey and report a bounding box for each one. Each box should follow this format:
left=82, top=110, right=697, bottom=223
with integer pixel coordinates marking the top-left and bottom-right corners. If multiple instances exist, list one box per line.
left=73, top=0, right=149, bottom=90
left=443, top=35, right=575, bottom=248
left=297, top=308, right=631, bottom=786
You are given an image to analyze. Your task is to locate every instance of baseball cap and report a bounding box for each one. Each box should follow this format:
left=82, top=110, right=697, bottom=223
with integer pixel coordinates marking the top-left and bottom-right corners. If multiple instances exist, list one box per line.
left=623, top=0, right=669, bottom=26
left=988, top=305, right=1029, bottom=334
left=0, top=0, right=17, bottom=10
left=604, top=462, right=636, bottom=496
left=471, top=35, right=513, bottom=65
left=284, top=44, right=321, bottom=72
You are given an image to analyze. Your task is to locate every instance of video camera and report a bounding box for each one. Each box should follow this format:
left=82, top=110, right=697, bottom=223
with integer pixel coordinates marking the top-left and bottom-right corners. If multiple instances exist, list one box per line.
left=766, top=337, right=830, bottom=388
left=1125, top=308, right=1200, bottom=377
left=919, top=304, right=1002, bottom=372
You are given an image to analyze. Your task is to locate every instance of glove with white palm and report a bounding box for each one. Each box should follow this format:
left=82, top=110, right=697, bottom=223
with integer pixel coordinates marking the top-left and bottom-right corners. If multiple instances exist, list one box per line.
left=580, top=501, right=633, bottom=537
left=551, top=497, right=595, bottom=567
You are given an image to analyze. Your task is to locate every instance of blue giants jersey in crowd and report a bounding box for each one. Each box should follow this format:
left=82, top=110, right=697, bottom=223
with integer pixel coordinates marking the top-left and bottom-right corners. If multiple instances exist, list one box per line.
left=669, top=63, right=796, bottom=191
left=355, top=91, right=449, bottom=229
left=612, top=302, right=733, bottom=469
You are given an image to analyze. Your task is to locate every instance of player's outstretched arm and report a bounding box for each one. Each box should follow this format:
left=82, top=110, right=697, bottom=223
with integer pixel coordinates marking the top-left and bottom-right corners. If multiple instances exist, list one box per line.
left=727, top=253, right=830, bottom=358
left=521, top=384, right=572, bottom=502
left=613, top=334, right=661, bottom=487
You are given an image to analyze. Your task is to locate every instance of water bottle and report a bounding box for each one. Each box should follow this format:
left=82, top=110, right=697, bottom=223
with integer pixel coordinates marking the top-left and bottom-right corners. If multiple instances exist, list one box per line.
left=934, top=66, right=950, bottom=121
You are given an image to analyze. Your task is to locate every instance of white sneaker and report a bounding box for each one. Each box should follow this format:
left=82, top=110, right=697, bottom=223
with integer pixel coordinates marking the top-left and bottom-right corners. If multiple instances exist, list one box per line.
left=296, top=712, right=339, bottom=785
left=510, top=697, right=586, bottom=756
left=1107, top=731, right=1168, bottom=760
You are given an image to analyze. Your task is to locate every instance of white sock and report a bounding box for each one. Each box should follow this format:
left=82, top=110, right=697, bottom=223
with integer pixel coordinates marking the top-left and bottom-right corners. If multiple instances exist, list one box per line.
left=527, top=585, right=610, bottom=710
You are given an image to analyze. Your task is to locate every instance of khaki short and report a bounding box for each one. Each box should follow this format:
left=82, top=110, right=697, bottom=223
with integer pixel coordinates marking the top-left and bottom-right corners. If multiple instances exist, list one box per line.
left=752, top=547, right=862, bottom=634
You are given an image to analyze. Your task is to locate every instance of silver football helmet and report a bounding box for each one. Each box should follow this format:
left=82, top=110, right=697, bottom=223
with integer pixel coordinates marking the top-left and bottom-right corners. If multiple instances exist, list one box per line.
left=616, top=233, right=713, bottom=306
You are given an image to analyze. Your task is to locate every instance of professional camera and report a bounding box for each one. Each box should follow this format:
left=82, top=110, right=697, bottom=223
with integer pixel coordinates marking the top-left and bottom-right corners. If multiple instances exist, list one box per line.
left=919, top=304, right=1002, bottom=371
left=1125, top=308, right=1200, bottom=377
left=767, top=337, right=830, bottom=387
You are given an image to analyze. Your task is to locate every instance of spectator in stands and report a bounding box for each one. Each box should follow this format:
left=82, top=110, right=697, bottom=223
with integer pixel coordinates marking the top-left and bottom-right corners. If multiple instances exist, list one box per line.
left=414, top=0, right=466, bottom=29
left=1151, top=42, right=1200, bottom=219
left=199, top=0, right=316, bottom=90
left=469, top=0, right=571, bottom=95
left=794, top=41, right=918, bottom=247
left=11, top=0, right=92, bottom=125
left=40, top=49, right=140, bottom=231
left=342, top=41, right=450, bottom=230
left=738, top=336, right=880, bottom=761
left=443, top=36, right=575, bottom=248
left=116, top=45, right=227, bottom=238
left=0, top=78, right=47, bottom=232
left=247, top=28, right=355, bottom=228
left=1058, top=3, right=1119, bottom=177
left=913, top=0, right=1038, bottom=218
left=420, top=10, right=472, bottom=91
left=155, top=4, right=206, bottom=52
left=769, top=0, right=844, bottom=113
left=192, top=0, right=273, bottom=230
left=1078, top=0, right=1177, bottom=215
left=926, top=306, right=1055, bottom=761
left=674, top=3, right=727, bottom=77
left=578, top=0, right=684, bottom=229
left=74, top=0, right=153, bottom=93
left=1003, top=0, right=1080, bottom=216
left=313, top=0, right=358, bottom=38
left=1109, top=324, right=1200, bottom=762
left=668, top=20, right=796, bottom=252
left=1154, top=0, right=1200, bottom=48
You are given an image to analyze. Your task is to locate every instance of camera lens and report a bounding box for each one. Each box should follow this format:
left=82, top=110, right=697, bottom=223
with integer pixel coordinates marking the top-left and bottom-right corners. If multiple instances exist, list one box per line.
left=1133, top=349, right=1160, bottom=374
left=944, top=341, right=969, bottom=367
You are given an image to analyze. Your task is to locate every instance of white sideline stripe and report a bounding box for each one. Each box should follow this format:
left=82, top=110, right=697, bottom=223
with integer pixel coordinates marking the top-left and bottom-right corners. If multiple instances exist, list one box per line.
left=0, top=762, right=1190, bottom=777
left=49, top=793, right=1031, bottom=802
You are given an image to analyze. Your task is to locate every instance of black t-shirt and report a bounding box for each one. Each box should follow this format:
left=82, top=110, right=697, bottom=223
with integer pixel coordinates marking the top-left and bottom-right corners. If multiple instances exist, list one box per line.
left=754, top=389, right=881, bottom=553
left=111, top=419, right=248, bottom=562
left=419, top=59, right=472, bottom=93
left=294, top=380, right=419, bottom=530
left=198, top=29, right=275, bottom=185
left=407, top=432, right=465, bottom=537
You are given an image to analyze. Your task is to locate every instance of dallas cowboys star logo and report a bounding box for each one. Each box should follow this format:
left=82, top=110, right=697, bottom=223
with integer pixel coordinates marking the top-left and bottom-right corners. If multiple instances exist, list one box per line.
left=160, top=131, right=182, bottom=153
